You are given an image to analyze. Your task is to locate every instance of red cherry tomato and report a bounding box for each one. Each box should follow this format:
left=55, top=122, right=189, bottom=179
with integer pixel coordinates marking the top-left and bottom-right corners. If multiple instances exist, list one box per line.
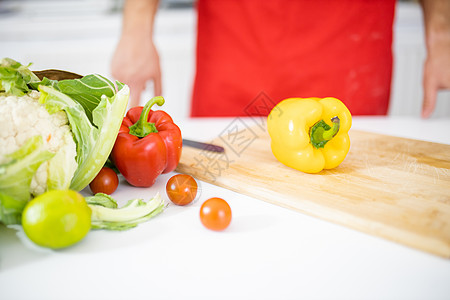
left=199, top=197, right=232, bottom=231
left=166, top=174, right=198, bottom=206
left=89, top=167, right=119, bottom=195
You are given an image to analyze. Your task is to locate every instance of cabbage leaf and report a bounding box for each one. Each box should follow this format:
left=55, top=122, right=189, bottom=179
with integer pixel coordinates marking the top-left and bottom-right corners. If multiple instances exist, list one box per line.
left=38, top=81, right=129, bottom=192
left=86, top=193, right=165, bottom=231
left=57, top=74, right=116, bottom=122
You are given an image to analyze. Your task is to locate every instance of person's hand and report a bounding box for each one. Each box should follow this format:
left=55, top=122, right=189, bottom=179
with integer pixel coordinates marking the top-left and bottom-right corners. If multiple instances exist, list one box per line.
left=111, top=31, right=162, bottom=108
left=422, top=33, right=450, bottom=118
left=420, top=0, right=450, bottom=118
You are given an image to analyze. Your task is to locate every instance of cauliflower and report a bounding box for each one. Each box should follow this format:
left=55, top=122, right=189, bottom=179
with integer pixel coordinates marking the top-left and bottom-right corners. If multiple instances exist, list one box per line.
left=0, top=90, right=77, bottom=195
left=0, top=58, right=129, bottom=226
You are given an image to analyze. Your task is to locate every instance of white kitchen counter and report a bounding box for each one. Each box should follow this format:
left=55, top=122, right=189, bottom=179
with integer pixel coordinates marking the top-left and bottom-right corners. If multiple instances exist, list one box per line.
left=1, top=116, right=450, bottom=300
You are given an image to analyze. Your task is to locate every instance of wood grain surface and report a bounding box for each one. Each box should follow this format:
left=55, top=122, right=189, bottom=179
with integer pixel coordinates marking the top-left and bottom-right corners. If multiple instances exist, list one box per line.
left=176, top=119, right=450, bottom=257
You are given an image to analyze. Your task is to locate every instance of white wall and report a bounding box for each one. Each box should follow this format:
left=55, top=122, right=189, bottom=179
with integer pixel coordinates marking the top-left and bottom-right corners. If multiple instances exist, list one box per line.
left=0, top=1, right=448, bottom=119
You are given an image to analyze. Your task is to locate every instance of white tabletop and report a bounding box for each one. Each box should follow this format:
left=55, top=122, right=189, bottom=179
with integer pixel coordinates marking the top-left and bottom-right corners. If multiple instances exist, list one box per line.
left=1, top=116, right=450, bottom=300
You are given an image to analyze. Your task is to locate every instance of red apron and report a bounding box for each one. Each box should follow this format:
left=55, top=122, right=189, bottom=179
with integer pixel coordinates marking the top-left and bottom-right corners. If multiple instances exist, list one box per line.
left=191, top=0, right=396, bottom=117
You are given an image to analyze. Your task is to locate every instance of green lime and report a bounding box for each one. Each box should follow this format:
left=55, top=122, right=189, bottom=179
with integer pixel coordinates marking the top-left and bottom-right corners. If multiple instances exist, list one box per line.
left=22, top=190, right=92, bottom=249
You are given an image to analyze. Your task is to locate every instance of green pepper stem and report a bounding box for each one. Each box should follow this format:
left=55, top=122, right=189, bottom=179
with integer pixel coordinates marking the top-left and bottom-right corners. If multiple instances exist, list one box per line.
left=129, top=96, right=165, bottom=138
left=310, top=116, right=340, bottom=149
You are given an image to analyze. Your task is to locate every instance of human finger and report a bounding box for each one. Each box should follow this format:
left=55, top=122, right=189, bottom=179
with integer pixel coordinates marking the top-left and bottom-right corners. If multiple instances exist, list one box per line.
left=153, top=73, right=162, bottom=97
left=422, top=67, right=437, bottom=118
left=129, top=83, right=145, bottom=108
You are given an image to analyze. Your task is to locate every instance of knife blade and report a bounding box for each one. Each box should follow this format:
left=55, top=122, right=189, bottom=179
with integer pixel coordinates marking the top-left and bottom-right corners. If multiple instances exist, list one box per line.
left=182, top=139, right=225, bottom=153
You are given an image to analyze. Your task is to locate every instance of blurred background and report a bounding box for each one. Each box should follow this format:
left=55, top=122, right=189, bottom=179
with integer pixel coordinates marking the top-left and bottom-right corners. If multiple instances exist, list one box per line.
left=0, top=0, right=449, bottom=120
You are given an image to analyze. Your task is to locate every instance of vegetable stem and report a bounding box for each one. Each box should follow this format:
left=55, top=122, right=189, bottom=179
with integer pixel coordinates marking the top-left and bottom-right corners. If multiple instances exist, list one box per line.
left=310, top=116, right=340, bottom=149
left=129, top=96, right=165, bottom=138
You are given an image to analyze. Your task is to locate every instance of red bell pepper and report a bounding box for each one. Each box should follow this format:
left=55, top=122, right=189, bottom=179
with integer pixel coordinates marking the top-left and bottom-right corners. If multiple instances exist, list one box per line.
left=111, top=96, right=182, bottom=187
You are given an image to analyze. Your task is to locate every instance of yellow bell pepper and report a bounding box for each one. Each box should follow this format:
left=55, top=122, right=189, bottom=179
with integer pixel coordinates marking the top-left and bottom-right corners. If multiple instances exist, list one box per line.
left=267, top=97, right=352, bottom=173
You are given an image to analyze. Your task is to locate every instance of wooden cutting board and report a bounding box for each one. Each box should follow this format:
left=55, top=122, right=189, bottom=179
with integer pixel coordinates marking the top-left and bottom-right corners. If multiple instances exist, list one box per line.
left=176, top=119, right=450, bottom=257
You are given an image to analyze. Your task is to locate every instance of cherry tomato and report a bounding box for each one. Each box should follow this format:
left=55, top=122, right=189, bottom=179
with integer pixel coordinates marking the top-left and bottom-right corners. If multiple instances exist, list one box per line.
left=199, top=197, right=232, bottom=231
left=166, top=174, right=198, bottom=206
left=89, top=167, right=119, bottom=195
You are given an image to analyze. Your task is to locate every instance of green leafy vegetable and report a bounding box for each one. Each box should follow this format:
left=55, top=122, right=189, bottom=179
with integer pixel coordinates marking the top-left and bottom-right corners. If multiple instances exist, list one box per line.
left=0, top=57, right=40, bottom=96
left=46, top=131, right=78, bottom=191
left=0, top=192, right=25, bottom=225
left=0, top=136, right=54, bottom=225
left=57, top=74, right=116, bottom=122
left=86, top=193, right=165, bottom=231
left=38, top=79, right=129, bottom=192
left=84, top=193, right=118, bottom=209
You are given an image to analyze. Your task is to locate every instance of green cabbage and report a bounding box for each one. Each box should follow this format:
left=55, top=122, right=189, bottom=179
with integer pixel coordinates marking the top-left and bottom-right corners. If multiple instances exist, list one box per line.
left=0, top=58, right=129, bottom=225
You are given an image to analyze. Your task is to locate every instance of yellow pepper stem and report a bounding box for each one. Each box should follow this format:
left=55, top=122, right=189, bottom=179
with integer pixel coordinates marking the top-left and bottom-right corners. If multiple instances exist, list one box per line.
left=310, top=116, right=340, bottom=149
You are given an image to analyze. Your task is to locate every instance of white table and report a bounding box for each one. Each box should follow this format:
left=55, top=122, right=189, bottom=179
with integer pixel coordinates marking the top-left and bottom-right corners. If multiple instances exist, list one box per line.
left=1, top=116, right=450, bottom=300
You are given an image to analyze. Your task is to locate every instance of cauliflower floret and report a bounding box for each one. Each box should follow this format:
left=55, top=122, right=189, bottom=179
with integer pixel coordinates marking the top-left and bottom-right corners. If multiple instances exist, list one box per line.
left=0, top=91, right=77, bottom=195
left=31, top=161, right=49, bottom=195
